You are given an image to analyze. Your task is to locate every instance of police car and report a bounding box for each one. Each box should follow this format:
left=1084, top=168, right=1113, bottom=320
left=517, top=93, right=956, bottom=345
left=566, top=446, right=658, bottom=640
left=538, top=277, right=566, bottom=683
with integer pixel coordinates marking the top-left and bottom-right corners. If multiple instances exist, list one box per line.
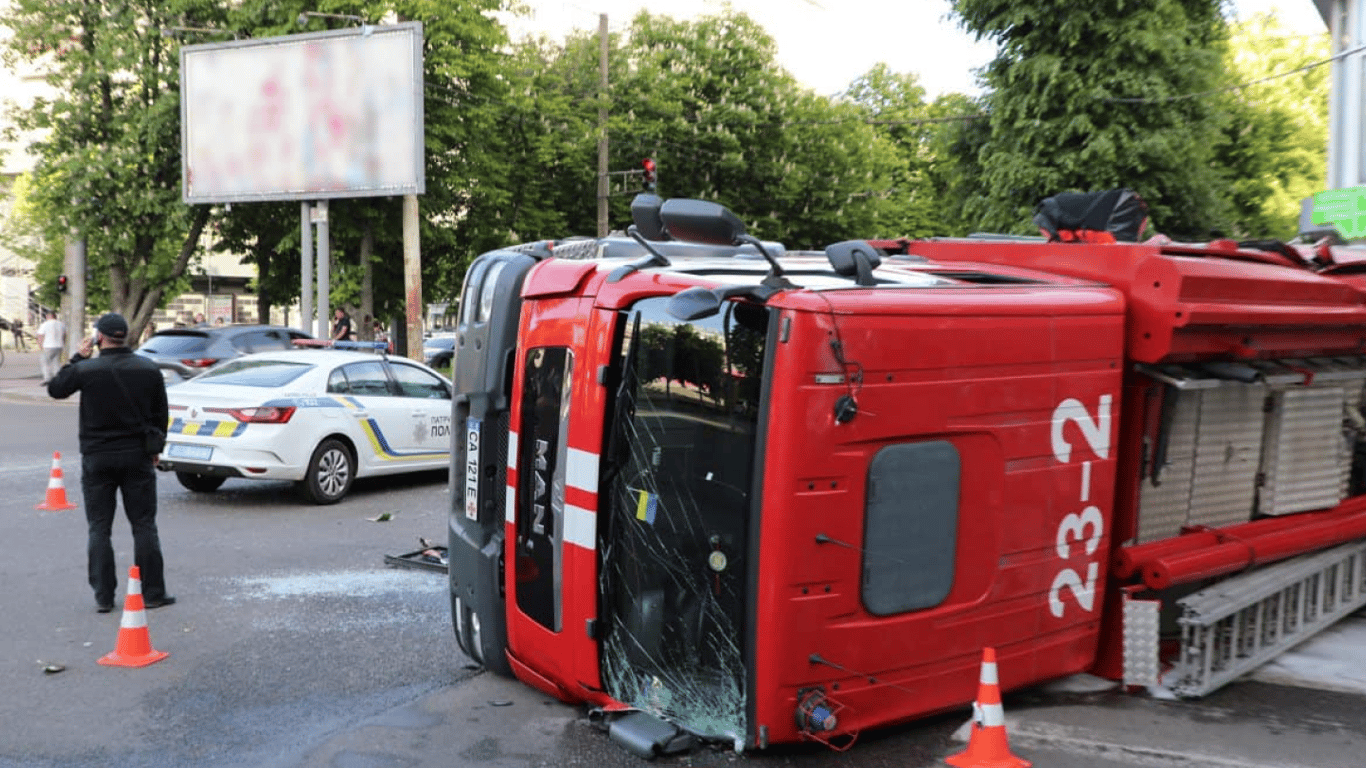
left=156, top=346, right=453, bottom=504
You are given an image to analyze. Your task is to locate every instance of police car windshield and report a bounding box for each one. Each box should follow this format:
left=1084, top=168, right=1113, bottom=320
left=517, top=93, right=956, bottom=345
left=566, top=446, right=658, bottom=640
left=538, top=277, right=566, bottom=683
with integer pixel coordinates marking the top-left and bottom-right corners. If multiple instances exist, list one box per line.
left=197, top=359, right=314, bottom=387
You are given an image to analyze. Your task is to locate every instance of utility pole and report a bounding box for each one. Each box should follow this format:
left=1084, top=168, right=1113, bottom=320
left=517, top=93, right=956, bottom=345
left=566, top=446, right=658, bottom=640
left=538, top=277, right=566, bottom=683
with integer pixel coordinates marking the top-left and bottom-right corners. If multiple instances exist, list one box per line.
left=596, top=13, right=609, bottom=237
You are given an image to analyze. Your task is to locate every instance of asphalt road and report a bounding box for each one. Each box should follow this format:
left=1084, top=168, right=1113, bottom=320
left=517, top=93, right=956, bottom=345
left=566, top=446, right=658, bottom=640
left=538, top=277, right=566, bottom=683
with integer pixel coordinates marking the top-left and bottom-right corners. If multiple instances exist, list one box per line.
left=2, top=349, right=1365, bottom=768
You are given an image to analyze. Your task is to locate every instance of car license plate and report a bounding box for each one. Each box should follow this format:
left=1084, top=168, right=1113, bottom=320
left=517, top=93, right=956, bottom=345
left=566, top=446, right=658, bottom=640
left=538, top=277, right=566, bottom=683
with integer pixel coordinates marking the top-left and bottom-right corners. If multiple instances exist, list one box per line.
left=168, top=443, right=213, bottom=461
left=464, top=417, right=480, bottom=521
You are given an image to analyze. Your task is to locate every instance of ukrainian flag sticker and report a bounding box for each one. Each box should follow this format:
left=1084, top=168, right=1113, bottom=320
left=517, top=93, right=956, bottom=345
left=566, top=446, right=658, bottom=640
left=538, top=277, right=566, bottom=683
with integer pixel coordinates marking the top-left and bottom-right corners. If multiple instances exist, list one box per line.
left=634, top=489, right=658, bottom=525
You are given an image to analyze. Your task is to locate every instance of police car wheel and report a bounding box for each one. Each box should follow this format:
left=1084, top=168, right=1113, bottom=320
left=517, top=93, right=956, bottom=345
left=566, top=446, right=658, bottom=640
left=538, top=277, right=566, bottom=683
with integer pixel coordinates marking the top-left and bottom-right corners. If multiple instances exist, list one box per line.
left=175, top=471, right=226, bottom=493
left=301, top=438, right=354, bottom=505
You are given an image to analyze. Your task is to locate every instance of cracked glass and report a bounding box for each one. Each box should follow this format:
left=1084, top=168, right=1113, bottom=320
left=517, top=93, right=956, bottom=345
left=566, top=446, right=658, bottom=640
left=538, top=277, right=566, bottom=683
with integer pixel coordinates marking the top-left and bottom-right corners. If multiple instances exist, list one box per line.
left=598, top=295, right=770, bottom=745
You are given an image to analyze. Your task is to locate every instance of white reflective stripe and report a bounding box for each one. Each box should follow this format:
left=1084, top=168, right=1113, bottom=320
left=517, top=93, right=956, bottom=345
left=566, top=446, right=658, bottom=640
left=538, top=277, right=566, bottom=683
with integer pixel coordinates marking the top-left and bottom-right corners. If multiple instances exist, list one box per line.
left=47, top=477, right=61, bottom=489
left=120, top=610, right=147, bottom=629
left=505, top=431, right=519, bottom=524
left=565, top=448, right=598, bottom=493
left=977, top=701, right=1005, bottom=728
left=564, top=504, right=595, bottom=551
left=129, top=577, right=143, bottom=595
left=980, top=661, right=999, bottom=686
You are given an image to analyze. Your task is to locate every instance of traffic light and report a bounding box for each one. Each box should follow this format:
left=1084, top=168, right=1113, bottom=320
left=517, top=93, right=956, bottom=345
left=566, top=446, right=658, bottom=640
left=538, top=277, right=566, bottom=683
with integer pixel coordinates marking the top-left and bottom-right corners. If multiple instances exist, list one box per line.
left=56, top=274, right=68, bottom=293
left=642, top=157, right=657, bottom=192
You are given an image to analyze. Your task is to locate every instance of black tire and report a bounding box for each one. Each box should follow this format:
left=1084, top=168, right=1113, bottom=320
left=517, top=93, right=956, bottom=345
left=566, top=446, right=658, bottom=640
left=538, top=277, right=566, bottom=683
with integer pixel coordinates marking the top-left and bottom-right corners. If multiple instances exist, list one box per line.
left=300, top=437, right=354, bottom=504
left=175, top=471, right=226, bottom=492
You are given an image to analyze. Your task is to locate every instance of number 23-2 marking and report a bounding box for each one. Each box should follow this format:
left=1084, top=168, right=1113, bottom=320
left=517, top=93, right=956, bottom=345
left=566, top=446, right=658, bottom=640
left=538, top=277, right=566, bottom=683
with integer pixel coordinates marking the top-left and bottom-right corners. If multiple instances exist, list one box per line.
left=1048, top=396, right=1111, bottom=618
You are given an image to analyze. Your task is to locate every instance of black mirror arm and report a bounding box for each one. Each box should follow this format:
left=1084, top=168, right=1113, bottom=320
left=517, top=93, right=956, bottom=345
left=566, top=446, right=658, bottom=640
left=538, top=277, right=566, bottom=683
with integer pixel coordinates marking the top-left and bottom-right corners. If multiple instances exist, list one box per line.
left=736, top=233, right=783, bottom=277
left=607, top=225, right=674, bottom=283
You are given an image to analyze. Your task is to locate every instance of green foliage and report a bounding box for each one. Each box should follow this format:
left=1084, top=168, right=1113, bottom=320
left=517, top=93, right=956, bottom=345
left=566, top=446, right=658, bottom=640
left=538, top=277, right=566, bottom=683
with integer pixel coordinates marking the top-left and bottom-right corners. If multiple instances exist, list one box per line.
left=511, top=11, right=905, bottom=249
left=1214, top=12, right=1329, bottom=239
left=0, top=173, right=65, bottom=305
left=951, top=0, right=1234, bottom=238
left=840, top=66, right=982, bottom=237
left=4, top=0, right=216, bottom=336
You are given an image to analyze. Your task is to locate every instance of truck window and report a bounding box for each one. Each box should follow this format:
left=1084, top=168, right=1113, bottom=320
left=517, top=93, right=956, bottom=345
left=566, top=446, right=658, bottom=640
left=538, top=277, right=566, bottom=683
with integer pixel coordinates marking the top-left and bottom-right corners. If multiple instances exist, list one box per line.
left=863, top=441, right=960, bottom=615
left=515, top=346, right=573, bottom=632
left=598, top=295, right=770, bottom=742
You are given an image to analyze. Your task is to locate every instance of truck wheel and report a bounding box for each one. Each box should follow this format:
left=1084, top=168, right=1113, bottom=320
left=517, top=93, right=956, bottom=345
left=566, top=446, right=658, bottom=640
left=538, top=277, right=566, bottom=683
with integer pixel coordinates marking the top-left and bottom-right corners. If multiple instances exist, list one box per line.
left=300, top=438, right=354, bottom=504
left=175, top=472, right=226, bottom=492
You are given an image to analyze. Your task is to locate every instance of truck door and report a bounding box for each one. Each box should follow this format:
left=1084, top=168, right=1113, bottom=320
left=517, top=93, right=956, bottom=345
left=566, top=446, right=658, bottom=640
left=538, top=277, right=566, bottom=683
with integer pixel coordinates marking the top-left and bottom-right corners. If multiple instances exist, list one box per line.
left=502, top=295, right=612, bottom=697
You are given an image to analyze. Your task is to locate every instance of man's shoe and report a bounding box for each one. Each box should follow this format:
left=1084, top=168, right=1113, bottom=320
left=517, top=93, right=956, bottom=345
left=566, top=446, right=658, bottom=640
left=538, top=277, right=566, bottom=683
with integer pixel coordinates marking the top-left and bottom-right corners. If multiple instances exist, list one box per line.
left=96, top=603, right=114, bottom=613
left=145, top=596, right=176, bottom=609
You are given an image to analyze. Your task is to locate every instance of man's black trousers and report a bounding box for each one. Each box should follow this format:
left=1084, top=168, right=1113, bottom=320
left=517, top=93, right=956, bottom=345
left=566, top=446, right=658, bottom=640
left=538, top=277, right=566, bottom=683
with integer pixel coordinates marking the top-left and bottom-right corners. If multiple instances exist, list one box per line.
left=81, top=450, right=168, bottom=605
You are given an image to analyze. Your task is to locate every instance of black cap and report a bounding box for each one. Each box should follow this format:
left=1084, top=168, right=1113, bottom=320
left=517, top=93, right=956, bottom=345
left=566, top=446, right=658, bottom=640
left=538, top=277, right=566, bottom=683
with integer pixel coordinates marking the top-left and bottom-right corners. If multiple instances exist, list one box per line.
left=94, top=312, right=128, bottom=339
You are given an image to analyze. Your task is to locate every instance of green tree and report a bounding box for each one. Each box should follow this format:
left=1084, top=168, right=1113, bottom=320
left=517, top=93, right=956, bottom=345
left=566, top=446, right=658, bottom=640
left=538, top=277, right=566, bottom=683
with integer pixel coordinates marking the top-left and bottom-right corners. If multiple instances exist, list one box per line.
left=3, top=0, right=221, bottom=337
left=514, top=11, right=904, bottom=249
left=951, top=0, right=1233, bottom=238
left=841, top=65, right=982, bottom=237
left=0, top=173, right=65, bottom=306
left=1215, top=12, right=1329, bottom=239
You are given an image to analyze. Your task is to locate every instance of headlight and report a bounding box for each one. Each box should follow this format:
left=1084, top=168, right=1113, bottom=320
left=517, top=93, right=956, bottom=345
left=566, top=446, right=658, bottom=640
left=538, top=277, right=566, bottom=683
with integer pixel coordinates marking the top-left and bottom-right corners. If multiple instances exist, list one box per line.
left=478, top=261, right=505, bottom=323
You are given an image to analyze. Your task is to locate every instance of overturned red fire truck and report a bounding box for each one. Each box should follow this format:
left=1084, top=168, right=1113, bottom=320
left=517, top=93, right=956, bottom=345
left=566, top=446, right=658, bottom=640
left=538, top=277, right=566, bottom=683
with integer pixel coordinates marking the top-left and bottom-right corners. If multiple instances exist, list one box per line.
left=448, top=191, right=1366, bottom=755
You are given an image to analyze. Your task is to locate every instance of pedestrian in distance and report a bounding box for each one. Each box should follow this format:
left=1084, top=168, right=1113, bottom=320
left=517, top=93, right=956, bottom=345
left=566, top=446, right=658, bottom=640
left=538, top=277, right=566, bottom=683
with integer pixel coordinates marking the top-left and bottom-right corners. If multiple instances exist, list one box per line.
left=12, top=316, right=26, bottom=351
left=331, top=307, right=354, bottom=342
left=36, top=310, right=65, bottom=384
left=48, top=312, right=175, bottom=613
left=194, top=312, right=207, bottom=328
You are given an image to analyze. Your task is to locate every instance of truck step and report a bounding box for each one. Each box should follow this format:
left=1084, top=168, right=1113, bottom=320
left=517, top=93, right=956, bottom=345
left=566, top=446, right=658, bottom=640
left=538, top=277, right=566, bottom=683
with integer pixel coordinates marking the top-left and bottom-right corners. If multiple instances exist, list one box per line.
left=1168, top=538, right=1366, bottom=697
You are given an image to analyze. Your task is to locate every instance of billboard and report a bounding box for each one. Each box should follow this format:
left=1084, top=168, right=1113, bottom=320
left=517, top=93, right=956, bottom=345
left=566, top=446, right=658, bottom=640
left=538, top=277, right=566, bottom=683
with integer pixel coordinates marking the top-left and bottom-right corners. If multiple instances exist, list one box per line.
left=180, top=23, right=424, bottom=204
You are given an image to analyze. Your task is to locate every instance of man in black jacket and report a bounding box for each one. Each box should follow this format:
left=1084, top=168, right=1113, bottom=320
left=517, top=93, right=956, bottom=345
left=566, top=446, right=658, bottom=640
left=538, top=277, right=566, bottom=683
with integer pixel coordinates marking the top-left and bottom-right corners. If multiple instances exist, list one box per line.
left=48, top=313, right=175, bottom=613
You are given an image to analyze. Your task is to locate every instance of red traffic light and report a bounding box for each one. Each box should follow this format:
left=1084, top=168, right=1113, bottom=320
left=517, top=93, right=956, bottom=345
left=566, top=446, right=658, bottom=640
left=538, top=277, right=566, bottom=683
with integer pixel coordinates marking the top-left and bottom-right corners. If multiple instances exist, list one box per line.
left=56, top=274, right=68, bottom=293
left=642, top=158, right=657, bottom=190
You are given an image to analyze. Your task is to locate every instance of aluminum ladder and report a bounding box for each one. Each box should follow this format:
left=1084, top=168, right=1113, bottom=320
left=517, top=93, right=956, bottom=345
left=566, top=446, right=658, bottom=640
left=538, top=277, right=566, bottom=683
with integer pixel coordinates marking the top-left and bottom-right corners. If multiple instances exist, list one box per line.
left=1162, top=539, right=1366, bottom=697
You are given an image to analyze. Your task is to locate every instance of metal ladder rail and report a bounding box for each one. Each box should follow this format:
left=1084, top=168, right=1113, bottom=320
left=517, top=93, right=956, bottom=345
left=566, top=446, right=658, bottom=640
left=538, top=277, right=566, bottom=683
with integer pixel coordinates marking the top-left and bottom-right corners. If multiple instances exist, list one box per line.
left=1169, top=539, right=1366, bottom=697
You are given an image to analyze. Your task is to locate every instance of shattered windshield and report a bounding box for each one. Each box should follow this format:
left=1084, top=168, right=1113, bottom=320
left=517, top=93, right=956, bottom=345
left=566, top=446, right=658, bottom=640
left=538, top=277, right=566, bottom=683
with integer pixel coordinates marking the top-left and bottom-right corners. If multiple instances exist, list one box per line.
left=599, top=295, right=769, bottom=744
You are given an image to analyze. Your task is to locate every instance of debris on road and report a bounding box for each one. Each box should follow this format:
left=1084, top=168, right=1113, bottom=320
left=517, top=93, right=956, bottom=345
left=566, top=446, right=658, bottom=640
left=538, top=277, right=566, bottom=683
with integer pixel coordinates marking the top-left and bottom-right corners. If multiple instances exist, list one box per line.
left=384, top=537, right=447, bottom=573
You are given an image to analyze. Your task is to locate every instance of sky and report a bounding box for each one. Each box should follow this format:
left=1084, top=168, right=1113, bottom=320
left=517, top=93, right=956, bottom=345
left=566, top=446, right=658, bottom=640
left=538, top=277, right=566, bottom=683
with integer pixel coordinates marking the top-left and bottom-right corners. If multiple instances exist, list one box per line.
left=503, top=0, right=1331, bottom=98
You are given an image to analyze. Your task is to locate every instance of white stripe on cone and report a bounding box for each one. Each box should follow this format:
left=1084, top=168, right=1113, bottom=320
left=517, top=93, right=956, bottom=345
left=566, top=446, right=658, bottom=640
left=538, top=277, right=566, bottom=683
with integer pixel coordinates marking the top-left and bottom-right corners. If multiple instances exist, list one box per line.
left=980, top=661, right=999, bottom=685
left=976, top=701, right=1005, bottom=728
left=121, top=576, right=148, bottom=629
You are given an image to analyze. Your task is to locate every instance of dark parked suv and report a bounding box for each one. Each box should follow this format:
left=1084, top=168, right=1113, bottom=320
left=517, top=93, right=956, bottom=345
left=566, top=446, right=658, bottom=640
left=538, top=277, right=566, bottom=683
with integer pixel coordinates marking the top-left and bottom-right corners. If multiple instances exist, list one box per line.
left=137, top=324, right=313, bottom=384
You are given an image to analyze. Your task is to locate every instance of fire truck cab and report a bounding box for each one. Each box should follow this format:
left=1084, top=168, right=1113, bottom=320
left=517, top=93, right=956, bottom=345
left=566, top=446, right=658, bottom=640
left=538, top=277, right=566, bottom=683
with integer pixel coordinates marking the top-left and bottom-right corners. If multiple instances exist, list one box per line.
left=450, top=195, right=1366, bottom=755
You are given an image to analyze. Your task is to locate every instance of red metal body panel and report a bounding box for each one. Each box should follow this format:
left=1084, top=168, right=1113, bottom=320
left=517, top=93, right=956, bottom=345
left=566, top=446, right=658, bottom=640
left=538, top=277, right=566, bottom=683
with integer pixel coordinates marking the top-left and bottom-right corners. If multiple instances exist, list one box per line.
left=502, top=277, right=612, bottom=701
left=901, top=241, right=1366, bottom=363
left=748, top=285, right=1125, bottom=744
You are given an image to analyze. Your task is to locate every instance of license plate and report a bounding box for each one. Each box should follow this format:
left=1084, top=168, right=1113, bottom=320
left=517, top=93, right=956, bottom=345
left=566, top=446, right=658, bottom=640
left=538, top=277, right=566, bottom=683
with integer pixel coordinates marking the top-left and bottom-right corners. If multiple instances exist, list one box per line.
left=168, top=443, right=213, bottom=461
left=464, top=417, right=480, bottom=521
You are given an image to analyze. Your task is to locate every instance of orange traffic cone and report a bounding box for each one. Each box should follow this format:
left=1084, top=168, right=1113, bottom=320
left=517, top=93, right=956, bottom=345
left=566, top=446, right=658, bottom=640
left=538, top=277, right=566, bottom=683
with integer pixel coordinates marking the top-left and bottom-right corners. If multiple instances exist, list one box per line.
left=945, top=648, right=1031, bottom=768
left=98, top=566, right=169, bottom=668
left=35, top=451, right=77, bottom=511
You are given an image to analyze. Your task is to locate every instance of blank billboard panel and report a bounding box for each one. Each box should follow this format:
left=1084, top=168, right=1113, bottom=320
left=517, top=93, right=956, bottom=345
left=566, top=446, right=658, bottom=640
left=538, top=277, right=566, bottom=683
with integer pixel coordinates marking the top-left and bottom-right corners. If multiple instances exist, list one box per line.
left=181, top=23, right=424, bottom=203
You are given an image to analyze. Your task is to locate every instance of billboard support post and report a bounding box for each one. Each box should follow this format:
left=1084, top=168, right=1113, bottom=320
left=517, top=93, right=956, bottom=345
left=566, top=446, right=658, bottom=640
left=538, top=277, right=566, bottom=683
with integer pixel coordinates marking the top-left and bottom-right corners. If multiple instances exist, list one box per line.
left=315, top=201, right=330, bottom=340
left=300, top=202, right=312, bottom=334
left=403, top=193, right=421, bottom=360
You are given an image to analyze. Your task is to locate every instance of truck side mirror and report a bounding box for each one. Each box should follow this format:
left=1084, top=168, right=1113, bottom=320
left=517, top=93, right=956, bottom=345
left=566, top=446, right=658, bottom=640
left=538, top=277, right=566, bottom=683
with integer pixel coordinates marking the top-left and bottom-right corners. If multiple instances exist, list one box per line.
left=665, top=287, right=723, bottom=321
left=630, top=194, right=669, bottom=241
left=826, top=240, right=882, bottom=286
left=660, top=199, right=747, bottom=245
